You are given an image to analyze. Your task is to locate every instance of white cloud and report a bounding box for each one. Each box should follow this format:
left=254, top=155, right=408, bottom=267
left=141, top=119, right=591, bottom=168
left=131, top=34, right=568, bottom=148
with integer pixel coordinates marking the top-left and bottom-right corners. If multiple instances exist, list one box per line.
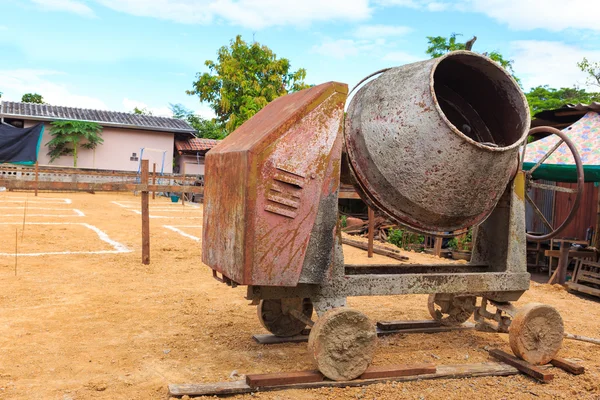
left=30, top=0, right=95, bottom=17
left=382, top=51, right=420, bottom=64
left=376, top=0, right=449, bottom=11
left=510, top=41, right=600, bottom=91
left=464, top=0, right=600, bottom=32
left=354, top=24, right=412, bottom=39
left=312, top=39, right=377, bottom=60
left=93, top=0, right=371, bottom=29
left=0, top=26, right=7, bottom=31
left=379, top=0, right=600, bottom=32
left=0, top=69, right=107, bottom=109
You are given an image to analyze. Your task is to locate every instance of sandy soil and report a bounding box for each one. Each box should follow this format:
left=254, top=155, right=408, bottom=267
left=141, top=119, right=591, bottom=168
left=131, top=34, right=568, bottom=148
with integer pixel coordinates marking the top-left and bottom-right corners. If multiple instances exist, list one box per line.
left=0, top=192, right=598, bottom=400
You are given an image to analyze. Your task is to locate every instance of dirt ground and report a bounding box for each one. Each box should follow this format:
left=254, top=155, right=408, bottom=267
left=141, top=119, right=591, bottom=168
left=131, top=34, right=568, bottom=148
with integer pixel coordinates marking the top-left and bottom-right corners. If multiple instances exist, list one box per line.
left=0, top=192, right=599, bottom=400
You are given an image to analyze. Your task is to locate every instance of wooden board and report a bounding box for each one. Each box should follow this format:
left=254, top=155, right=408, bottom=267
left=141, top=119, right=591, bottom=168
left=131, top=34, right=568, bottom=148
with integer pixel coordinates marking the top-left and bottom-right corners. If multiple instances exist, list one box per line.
left=252, top=322, right=475, bottom=344
left=359, top=363, right=436, bottom=379
left=168, top=362, right=519, bottom=397
left=341, top=237, right=409, bottom=261
left=377, top=320, right=442, bottom=330
left=550, top=358, right=585, bottom=375
left=246, top=370, right=324, bottom=388
left=566, top=282, right=600, bottom=298
left=488, top=349, right=553, bottom=383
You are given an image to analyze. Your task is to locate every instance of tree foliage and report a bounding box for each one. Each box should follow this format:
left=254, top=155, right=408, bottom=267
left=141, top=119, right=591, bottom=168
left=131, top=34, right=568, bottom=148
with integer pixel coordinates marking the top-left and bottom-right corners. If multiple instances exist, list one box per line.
left=187, top=35, right=310, bottom=134
left=425, top=33, right=519, bottom=83
left=132, top=107, right=152, bottom=115
left=578, top=57, right=600, bottom=89
left=47, top=120, right=103, bottom=167
left=21, top=93, right=44, bottom=103
left=170, top=103, right=226, bottom=140
left=525, top=86, right=600, bottom=115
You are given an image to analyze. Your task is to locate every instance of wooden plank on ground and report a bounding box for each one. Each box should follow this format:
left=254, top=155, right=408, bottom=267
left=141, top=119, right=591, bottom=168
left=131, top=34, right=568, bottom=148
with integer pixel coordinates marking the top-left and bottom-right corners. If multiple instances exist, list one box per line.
left=246, top=370, right=324, bottom=388
left=488, top=349, right=553, bottom=383
left=377, top=320, right=442, bottom=330
left=566, top=282, right=600, bottom=298
left=359, top=363, right=436, bottom=379
left=550, top=358, right=585, bottom=375
left=342, top=237, right=408, bottom=261
left=168, top=362, right=519, bottom=397
left=252, top=322, right=475, bottom=344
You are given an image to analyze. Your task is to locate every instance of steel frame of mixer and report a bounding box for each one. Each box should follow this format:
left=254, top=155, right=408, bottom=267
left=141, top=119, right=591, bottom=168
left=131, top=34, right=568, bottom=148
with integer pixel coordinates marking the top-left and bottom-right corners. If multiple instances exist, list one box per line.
left=242, top=173, right=531, bottom=312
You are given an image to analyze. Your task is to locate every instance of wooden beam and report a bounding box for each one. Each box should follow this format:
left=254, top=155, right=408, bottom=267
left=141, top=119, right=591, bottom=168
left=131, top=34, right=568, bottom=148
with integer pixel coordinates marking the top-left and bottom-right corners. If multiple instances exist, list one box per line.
left=0, top=179, right=203, bottom=194
left=168, top=362, right=519, bottom=397
left=246, top=371, right=324, bottom=388
left=152, top=163, right=156, bottom=200
left=488, top=349, right=553, bottom=383
left=341, top=237, right=408, bottom=261
left=433, top=233, right=443, bottom=257
left=141, top=160, right=150, bottom=265
left=359, top=363, right=436, bottom=379
left=550, top=358, right=585, bottom=375
left=367, top=207, right=374, bottom=258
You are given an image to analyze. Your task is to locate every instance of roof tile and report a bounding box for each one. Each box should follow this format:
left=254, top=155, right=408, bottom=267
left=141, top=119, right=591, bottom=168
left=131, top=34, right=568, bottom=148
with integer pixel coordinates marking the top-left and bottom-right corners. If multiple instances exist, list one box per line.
left=0, top=100, right=195, bottom=134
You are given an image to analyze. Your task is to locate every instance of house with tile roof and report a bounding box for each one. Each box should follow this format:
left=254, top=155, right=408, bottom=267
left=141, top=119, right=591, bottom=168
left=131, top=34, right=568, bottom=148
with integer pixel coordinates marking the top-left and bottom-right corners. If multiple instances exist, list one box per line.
left=0, top=101, right=196, bottom=173
left=174, top=137, right=221, bottom=175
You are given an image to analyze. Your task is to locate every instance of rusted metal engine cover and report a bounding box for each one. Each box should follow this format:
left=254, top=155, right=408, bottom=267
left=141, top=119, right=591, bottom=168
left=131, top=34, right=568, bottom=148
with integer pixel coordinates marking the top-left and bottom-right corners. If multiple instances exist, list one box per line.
left=202, top=82, right=347, bottom=286
left=345, top=51, right=530, bottom=233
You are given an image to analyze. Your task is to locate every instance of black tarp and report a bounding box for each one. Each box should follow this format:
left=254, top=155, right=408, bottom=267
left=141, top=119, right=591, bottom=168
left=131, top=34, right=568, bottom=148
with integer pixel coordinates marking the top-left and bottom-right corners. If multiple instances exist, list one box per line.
left=0, top=123, right=44, bottom=165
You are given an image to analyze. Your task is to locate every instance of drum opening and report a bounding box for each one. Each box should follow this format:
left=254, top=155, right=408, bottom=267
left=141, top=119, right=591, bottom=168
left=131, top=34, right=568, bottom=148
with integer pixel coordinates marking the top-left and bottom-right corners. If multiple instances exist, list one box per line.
left=433, top=53, right=529, bottom=148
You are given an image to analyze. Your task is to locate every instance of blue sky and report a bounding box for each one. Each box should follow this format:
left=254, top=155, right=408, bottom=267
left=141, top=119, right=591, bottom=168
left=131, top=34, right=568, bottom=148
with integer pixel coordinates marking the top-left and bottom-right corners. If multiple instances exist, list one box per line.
left=1, top=0, right=599, bottom=118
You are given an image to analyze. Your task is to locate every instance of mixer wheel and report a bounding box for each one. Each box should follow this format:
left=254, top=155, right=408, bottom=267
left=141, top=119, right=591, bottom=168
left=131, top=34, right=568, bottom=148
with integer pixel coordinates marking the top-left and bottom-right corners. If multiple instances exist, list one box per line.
left=427, top=294, right=477, bottom=326
left=308, top=307, right=377, bottom=381
left=509, top=303, right=564, bottom=365
left=257, top=298, right=313, bottom=337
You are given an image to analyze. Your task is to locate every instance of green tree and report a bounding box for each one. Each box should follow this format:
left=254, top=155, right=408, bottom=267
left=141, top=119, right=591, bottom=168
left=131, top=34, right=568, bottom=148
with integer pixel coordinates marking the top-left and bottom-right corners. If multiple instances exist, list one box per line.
left=425, top=34, right=519, bottom=83
left=578, top=57, right=600, bottom=89
left=47, top=121, right=103, bottom=167
left=21, top=93, right=44, bottom=103
left=132, top=106, right=152, bottom=115
left=525, top=86, right=600, bottom=115
left=187, top=35, right=310, bottom=134
left=170, top=103, right=226, bottom=139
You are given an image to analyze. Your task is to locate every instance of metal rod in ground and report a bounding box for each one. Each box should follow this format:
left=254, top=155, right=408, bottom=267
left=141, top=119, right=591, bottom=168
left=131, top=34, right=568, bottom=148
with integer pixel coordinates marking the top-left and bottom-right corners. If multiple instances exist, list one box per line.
left=367, top=207, right=374, bottom=258
left=21, top=198, right=28, bottom=242
left=141, top=160, right=150, bottom=265
left=564, top=332, right=600, bottom=345
left=15, top=228, right=18, bottom=276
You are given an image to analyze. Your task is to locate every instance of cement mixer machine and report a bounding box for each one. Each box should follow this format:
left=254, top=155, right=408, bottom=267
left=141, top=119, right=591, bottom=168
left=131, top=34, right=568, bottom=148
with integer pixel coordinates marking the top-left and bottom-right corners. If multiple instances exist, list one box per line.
left=202, top=51, right=580, bottom=381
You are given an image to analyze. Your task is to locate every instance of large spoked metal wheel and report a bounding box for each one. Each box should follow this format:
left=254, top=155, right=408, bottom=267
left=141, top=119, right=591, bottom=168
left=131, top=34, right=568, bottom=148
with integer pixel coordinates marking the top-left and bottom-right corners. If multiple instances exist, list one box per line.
left=509, top=303, right=564, bottom=365
left=308, top=308, right=377, bottom=381
left=257, top=298, right=313, bottom=337
left=428, top=293, right=477, bottom=326
left=522, top=126, right=584, bottom=242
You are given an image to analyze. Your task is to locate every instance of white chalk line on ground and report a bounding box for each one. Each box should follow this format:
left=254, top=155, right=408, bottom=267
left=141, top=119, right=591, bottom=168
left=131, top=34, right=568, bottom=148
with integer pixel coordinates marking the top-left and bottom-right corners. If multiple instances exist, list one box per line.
left=0, top=222, right=131, bottom=256
left=163, top=225, right=202, bottom=242
left=0, top=197, right=71, bottom=204
left=112, top=200, right=200, bottom=208
left=0, top=208, right=85, bottom=217
left=128, top=209, right=201, bottom=219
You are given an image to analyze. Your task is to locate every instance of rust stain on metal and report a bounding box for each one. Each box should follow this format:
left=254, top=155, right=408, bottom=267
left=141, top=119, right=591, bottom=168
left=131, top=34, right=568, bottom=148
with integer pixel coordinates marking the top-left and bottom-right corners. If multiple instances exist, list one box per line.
left=202, top=82, right=348, bottom=287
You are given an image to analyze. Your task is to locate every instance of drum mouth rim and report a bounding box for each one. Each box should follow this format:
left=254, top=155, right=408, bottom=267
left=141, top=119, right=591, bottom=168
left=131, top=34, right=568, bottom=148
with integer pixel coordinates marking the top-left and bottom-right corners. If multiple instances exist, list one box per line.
left=430, top=50, right=530, bottom=153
